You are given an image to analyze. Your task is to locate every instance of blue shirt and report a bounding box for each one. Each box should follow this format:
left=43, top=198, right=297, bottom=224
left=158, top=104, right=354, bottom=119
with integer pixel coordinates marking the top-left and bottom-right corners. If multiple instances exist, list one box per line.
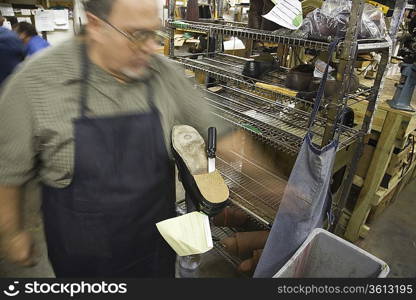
left=0, top=27, right=25, bottom=85
left=26, top=35, right=50, bottom=56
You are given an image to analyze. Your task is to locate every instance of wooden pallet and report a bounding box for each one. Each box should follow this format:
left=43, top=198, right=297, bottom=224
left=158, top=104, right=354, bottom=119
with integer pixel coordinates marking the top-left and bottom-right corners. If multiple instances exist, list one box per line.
left=342, top=80, right=416, bottom=241
left=355, top=133, right=415, bottom=189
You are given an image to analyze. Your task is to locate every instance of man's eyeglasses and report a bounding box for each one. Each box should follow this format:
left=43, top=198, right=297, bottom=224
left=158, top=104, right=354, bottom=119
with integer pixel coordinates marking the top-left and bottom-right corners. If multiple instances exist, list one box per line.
left=101, top=19, right=169, bottom=48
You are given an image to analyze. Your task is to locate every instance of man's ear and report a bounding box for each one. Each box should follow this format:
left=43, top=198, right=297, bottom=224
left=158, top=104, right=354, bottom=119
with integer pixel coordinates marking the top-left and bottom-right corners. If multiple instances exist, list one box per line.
left=85, top=12, right=105, bottom=43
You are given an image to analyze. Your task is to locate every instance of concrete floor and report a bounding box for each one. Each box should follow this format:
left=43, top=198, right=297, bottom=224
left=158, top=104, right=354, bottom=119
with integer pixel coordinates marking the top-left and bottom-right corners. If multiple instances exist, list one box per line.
left=357, top=178, right=416, bottom=277
left=1, top=177, right=415, bottom=278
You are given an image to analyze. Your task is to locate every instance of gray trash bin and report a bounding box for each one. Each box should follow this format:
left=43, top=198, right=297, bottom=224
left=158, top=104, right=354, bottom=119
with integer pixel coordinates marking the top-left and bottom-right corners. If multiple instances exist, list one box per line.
left=273, top=228, right=390, bottom=278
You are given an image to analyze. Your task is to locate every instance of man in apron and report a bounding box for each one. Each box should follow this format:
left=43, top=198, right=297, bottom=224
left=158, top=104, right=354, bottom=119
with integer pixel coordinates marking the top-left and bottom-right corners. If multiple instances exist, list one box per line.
left=0, top=0, right=230, bottom=277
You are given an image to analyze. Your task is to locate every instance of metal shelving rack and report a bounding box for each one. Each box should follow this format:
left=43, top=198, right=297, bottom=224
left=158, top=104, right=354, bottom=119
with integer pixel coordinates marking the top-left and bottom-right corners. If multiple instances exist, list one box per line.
left=168, top=0, right=393, bottom=269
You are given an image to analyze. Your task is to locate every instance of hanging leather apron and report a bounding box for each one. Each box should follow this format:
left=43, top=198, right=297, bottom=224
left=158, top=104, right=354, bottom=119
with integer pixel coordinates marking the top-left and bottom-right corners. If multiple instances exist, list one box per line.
left=41, top=44, right=176, bottom=277
left=254, top=39, right=341, bottom=278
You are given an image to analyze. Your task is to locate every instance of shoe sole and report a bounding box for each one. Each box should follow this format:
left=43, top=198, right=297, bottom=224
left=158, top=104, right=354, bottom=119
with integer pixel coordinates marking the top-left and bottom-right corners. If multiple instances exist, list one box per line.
left=194, top=170, right=229, bottom=204
left=172, top=125, right=229, bottom=205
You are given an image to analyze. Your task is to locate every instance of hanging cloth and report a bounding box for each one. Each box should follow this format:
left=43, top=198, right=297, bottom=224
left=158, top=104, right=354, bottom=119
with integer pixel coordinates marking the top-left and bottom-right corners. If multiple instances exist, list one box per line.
left=254, top=38, right=342, bottom=278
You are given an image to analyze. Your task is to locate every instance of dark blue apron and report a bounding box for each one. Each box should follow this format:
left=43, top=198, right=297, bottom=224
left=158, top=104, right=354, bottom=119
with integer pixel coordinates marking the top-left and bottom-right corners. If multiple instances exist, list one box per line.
left=41, top=44, right=176, bottom=277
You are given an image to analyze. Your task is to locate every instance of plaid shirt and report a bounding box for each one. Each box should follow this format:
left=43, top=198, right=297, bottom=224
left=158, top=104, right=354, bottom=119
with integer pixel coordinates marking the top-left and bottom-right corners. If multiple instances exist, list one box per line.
left=0, top=37, right=229, bottom=188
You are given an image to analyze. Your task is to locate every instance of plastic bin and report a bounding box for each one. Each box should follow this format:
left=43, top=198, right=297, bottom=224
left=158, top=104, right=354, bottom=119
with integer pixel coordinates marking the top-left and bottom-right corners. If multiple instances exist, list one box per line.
left=273, top=228, right=390, bottom=278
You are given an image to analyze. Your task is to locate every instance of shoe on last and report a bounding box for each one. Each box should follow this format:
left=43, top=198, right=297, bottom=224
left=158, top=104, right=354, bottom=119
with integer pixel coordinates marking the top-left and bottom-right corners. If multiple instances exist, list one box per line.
left=172, top=125, right=229, bottom=216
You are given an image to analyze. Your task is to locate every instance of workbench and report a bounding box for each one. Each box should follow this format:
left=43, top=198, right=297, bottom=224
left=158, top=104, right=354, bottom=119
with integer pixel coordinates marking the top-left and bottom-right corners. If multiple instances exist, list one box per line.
left=343, top=75, right=416, bottom=242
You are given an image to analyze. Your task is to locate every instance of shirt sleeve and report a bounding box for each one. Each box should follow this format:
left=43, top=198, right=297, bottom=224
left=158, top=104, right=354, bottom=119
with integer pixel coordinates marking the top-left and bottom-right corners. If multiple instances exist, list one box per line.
left=0, top=74, right=38, bottom=186
left=169, top=64, right=233, bottom=140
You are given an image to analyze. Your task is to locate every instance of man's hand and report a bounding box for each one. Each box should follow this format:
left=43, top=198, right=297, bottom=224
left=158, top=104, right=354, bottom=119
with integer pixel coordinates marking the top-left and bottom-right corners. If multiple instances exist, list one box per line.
left=0, top=186, right=38, bottom=267
left=1, top=231, right=37, bottom=267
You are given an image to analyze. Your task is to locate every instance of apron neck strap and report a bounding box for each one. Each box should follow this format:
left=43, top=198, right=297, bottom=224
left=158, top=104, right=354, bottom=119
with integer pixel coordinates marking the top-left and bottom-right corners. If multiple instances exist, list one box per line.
left=307, top=38, right=341, bottom=130
left=79, top=43, right=157, bottom=117
left=80, top=42, right=90, bottom=117
left=145, top=74, right=157, bottom=113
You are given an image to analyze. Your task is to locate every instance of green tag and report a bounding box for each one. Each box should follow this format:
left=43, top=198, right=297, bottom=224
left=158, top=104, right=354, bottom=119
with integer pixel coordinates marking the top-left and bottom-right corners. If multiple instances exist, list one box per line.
left=183, top=32, right=193, bottom=39
left=172, top=21, right=188, bottom=29
left=242, top=124, right=262, bottom=134
left=292, top=14, right=303, bottom=27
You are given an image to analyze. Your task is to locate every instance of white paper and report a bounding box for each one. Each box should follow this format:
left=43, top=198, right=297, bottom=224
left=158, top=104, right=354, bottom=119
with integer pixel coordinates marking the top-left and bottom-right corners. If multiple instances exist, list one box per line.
left=17, top=17, right=32, bottom=24
left=314, top=59, right=335, bottom=80
left=174, top=34, right=185, bottom=47
left=185, top=38, right=200, bottom=43
left=2, top=21, right=12, bottom=30
left=262, top=0, right=303, bottom=30
left=0, top=4, right=14, bottom=17
left=224, top=37, right=246, bottom=50
left=53, top=9, right=69, bottom=30
left=34, top=10, right=55, bottom=32
left=21, top=9, right=32, bottom=16
left=156, top=212, right=213, bottom=256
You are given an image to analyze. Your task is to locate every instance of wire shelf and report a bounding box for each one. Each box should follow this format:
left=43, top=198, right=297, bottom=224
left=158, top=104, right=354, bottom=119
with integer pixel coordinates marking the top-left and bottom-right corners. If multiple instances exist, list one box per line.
left=176, top=57, right=306, bottom=107
left=170, top=20, right=329, bottom=50
left=177, top=190, right=269, bottom=271
left=204, top=152, right=282, bottom=266
left=216, top=154, right=287, bottom=225
left=184, top=53, right=288, bottom=86
left=185, top=19, right=249, bottom=29
left=176, top=54, right=375, bottom=108
left=210, top=225, right=242, bottom=268
left=202, top=85, right=361, bottom=154
left=169, top=20, right=390, bottom=52
left=176, top=200, right=243, bottom=270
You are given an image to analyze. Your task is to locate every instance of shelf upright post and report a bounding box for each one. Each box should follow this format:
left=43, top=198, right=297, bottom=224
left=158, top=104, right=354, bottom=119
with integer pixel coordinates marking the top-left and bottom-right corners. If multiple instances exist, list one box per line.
left=323, top=0, right=365, bottom=231
left=333, top=2, right=395, bottom=236
left=341, top=40, right=392, bottom=240
left=322, top=0, right=364, bottom=146
left=389, top=0, right=408, bottom=52
left=168, top=0, right=176, bottom=58
left=217, top=0, right=224, bottom=19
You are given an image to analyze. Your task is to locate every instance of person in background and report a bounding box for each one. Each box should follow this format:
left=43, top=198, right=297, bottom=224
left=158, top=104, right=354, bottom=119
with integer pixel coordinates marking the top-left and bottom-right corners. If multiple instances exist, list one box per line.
left=9, top=16, right=18, bottom=28
left=14, top=22, right=50, bottom=56
left=0, top=13, right=25, bottom=85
